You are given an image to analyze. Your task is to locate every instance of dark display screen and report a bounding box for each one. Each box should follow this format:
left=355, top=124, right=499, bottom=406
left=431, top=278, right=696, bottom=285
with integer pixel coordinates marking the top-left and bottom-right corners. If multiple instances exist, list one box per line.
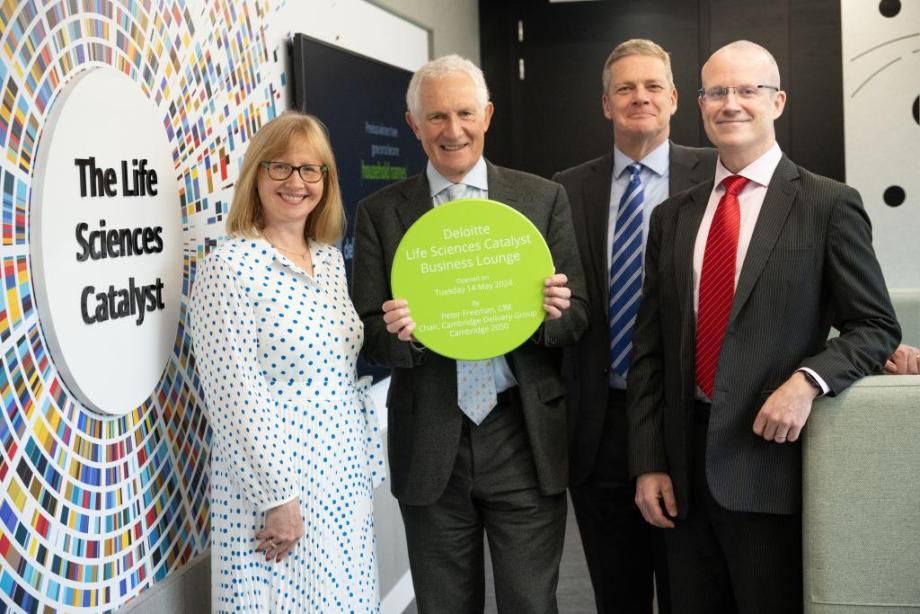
left=289, top=33, right=427, bottom=380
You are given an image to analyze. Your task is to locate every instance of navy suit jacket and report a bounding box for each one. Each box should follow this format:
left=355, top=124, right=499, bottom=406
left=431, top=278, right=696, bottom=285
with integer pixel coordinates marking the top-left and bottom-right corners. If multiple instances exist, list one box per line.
left=553, top=143, right=718, bottom=486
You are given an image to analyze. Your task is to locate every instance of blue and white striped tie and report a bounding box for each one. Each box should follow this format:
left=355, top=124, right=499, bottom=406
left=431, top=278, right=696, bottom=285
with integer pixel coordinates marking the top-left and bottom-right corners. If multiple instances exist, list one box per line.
left=609, top=163, right=644, bottom=378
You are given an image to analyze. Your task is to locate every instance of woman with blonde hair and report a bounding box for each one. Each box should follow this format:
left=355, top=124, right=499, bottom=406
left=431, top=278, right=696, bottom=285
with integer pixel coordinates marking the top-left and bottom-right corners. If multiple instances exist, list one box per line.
left=190, top=111, right=384, bottom=612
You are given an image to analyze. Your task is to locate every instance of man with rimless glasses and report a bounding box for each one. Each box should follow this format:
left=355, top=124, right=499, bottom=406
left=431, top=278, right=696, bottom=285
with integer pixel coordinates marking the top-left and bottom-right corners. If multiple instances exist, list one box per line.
left=627, top=41, right=900, bottom=612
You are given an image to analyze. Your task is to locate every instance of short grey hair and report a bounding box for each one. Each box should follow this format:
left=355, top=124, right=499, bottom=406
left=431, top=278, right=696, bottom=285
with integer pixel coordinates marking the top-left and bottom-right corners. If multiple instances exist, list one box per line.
left=406, top=54, right=490, bottom=119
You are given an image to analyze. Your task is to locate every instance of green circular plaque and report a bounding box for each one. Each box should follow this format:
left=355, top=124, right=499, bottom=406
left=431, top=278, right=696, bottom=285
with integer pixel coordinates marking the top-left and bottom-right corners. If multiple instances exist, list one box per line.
left=391, top=198, right=554, bottom=360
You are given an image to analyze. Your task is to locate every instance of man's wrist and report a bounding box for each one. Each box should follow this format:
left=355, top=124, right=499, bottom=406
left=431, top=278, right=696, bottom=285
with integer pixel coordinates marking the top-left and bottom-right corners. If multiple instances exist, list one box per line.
left=797, top=369, right=822, bottom=397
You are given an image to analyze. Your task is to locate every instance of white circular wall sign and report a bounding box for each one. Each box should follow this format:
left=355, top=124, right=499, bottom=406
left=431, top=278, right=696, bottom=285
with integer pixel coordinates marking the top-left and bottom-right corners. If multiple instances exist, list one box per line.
left=31, top=68, right=181, bottom=416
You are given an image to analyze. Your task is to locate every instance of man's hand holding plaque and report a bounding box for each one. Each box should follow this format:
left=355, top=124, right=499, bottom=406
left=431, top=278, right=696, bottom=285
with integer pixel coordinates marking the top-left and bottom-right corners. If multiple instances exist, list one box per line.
left=382, top=271, right=573, bottom=344
left=541, top=273, right=571, bottom=320
left=382, top=298, right=415, bottom=342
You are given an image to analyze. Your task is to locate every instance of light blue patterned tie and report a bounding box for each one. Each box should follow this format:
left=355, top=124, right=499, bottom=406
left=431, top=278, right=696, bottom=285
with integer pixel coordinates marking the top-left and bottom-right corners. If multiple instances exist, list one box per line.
left=444, top=183, right=464, bottom=203
left=447, top=183, right=498, bottom=424
left=457, top=358, right=497, bottom=425
left=609, top=163, right=644, bottom=378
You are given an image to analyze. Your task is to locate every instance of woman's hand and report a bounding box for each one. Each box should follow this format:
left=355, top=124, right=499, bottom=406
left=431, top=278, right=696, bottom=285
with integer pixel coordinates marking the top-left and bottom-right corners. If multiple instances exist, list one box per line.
left=255, top=498, right=305, bottom=562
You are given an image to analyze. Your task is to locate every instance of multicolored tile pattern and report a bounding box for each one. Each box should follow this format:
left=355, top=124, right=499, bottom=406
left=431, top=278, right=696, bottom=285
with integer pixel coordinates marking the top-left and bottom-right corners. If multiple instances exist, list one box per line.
left=0, top=0, right=284, bottom=610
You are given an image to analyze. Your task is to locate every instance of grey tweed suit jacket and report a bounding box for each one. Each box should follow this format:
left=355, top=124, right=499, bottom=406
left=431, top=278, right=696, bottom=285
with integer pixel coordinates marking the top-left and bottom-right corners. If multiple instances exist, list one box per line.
left=351, top=161, right=589, bottom=505
left=627, top=155, right=900, bottom=516
left=553, top=143, right=718, bottom=486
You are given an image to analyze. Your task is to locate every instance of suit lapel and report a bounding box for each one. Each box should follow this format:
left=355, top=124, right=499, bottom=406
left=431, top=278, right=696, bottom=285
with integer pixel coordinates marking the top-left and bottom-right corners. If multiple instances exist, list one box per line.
left=673, top=181, right=712, bottom=317
left=395, top=163, right=521, bottom=235
left=396, top=173, right=433, bottom=231
left=486, top=161, right=519, bottom=207
left=669, top=144, right=711, bottom=194
left=584, top=154, right=614, bottom=303
left=728, top=156, right=800, bottom=325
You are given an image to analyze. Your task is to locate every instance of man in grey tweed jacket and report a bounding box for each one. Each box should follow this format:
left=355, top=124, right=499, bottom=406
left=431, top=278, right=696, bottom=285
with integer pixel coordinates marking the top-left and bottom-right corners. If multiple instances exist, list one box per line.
left=352, top=55, right=588, bottom=613
left=627, top=41, right=900, bottom=613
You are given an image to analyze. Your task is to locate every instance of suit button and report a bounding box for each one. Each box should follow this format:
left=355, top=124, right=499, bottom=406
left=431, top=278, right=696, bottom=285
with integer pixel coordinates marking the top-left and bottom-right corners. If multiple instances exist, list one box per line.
left=602, top=367, right=609, bottom=374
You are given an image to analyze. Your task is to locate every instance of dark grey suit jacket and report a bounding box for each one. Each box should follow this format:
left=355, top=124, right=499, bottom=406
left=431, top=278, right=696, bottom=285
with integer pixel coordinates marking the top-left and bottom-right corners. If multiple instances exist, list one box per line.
left=627, top=155, right=900, bottom=516
left=552, top=143, right=718, bottom=486
left=351, top=161, right=589, bottom=505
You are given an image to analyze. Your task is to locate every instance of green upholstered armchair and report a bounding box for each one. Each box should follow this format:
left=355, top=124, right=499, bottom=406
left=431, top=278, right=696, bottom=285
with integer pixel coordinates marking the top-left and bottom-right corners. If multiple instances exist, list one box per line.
left=804, top=288, right=920, bottom=613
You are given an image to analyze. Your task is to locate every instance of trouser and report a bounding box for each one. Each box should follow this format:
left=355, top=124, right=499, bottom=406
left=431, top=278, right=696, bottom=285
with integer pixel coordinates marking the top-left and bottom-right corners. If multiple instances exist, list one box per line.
left=569, top=388, right=669, bottom=614
left=663, top=401, right=803, bottom=614
left=400, top=388, right=566, bottom=614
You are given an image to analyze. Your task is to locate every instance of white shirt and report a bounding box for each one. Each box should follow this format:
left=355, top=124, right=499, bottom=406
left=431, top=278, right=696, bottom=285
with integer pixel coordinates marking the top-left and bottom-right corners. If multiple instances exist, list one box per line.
left=692, top=143, right=828, bottom=395
left=692, top=143, right=782, bottom=313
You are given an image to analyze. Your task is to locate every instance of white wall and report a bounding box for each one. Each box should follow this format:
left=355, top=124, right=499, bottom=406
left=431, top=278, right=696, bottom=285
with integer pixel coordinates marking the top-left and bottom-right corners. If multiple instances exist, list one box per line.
left=841, top=0, right=919, bottom=288
left=374, top=0, right=481, bottom=63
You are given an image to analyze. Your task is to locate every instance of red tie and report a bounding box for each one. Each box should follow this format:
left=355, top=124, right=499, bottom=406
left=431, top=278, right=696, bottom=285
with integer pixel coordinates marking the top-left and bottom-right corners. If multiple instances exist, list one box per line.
left=695, top=175, right=750, bottom=399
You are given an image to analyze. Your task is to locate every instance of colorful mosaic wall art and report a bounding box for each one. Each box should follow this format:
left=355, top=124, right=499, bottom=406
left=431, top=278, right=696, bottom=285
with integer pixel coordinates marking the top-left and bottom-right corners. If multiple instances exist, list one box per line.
left=0, top=0, right=285, bottom=610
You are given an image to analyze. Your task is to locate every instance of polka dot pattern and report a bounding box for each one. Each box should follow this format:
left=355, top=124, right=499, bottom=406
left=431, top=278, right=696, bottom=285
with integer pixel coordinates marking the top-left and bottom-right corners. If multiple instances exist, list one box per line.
left=189, top=237, right=384, bottom=612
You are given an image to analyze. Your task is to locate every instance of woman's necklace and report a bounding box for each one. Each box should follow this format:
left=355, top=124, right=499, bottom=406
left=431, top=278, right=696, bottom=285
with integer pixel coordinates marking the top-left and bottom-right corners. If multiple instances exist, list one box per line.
left=263, top=232, right=310, bottom=260
left=272, top=243, right=310, bottom=259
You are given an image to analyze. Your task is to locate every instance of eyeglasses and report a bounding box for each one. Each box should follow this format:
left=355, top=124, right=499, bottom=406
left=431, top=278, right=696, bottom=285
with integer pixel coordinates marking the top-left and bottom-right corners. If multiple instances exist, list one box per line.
left=697, top=85, right=780, bottom=102
left=260, top=161, right=328, bottom=183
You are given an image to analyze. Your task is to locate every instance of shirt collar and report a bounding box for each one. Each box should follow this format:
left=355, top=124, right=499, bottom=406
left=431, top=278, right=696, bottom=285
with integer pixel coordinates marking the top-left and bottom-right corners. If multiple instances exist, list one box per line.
left=613, top=139, right=670, bottom=179
left=252, top=236, right=331, bottom=277
left=714, top=142, right=782, bottom=189
left=426, top=157, right=488, bottom=197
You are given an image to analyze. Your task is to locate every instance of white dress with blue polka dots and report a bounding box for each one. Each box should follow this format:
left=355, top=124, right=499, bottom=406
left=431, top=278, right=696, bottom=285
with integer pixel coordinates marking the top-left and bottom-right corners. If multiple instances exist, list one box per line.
left=190, top=237, right=385, bottom=613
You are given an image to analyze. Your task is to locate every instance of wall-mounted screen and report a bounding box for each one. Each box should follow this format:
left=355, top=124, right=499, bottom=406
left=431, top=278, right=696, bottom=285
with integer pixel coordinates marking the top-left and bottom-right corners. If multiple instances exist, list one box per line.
left=289, top=33, right=427, bottom=379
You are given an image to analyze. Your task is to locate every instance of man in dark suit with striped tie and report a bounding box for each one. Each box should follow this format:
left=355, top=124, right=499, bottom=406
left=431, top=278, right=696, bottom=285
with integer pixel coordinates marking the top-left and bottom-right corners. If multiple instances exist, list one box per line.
left=627, top=40, right=900, bottom=612
left=553, top=39, right=716, bottom=613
